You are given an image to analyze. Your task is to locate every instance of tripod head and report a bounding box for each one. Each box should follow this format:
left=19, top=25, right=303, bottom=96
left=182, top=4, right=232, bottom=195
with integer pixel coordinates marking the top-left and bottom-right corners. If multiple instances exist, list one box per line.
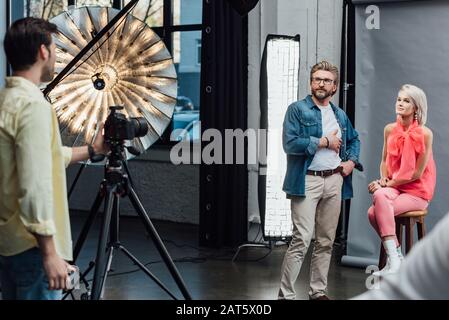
left=104, top=106, right=149, bottom=166
left=101, top=106, right=149, bottom=193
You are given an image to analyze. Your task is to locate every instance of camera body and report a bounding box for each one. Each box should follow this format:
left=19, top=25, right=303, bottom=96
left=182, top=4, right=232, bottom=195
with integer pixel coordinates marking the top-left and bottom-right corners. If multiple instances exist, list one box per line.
left=104, top=106, right=149, bottom=142
left=66, top=265, right=80, bottom=290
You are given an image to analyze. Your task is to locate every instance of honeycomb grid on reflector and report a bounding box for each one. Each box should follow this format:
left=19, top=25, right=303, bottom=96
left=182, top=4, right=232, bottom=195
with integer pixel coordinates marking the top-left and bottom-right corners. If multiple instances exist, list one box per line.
left=47, top=6, right=177, bottom=158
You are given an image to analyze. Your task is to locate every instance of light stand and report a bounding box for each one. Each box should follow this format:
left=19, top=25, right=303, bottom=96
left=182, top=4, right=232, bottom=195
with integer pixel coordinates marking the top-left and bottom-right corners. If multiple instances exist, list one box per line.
left=233, top=34, right=299, bottom=261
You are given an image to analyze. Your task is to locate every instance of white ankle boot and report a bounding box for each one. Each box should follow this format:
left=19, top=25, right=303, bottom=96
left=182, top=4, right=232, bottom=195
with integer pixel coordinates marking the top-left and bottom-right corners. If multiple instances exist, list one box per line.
left=397, top=246, right=404, bottom=260
left=374, top=240, right=402, bottom=277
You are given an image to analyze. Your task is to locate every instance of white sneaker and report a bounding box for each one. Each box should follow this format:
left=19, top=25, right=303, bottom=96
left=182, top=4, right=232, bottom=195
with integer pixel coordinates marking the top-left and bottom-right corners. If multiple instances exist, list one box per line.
left=373, top=257, right=402, bottom=277
left=397, top=247, right=404, bottom=260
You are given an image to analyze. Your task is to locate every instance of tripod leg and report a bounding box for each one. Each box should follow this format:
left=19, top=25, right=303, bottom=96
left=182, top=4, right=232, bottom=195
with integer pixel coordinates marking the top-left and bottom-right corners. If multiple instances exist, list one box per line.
left=118, top=245, right=178, bottom=300
left=68, top=162, right=87, bottom=200
left=98, top=246, right=115, bottom=299
left=73, top=187, right=105, bottom=262
left=110, top=194, right=120, bottom=243
left=91, top=185, right=116, bottom=300
left=93, top=194, right=120, bottom=299
left=123, top=160, right=134, bottom=188
left=127, top=186, right=192, bottom=300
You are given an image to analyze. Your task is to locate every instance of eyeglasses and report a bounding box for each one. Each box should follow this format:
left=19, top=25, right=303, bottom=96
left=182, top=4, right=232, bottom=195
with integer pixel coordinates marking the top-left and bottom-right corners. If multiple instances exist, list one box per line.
left=311, top=77, right=334, bottom=85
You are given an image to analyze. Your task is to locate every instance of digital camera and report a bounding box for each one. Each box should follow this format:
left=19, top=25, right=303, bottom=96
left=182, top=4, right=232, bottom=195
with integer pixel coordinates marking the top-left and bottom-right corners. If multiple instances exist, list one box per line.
left=104, top=106, right=149, bottom=142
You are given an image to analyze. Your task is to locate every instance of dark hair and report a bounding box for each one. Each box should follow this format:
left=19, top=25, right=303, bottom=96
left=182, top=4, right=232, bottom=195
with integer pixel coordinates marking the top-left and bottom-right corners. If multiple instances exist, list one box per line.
left=4, top=17, right=58, bottom=72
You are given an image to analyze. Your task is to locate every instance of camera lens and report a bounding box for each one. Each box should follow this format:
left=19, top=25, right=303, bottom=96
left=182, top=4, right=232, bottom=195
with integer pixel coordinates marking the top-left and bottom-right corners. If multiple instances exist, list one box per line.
left=130, top=117, right=149, bottom=138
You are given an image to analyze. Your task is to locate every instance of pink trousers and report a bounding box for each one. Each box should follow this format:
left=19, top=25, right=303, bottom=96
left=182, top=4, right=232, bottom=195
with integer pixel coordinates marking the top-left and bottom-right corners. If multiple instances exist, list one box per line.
left=368, top=187, right=429, bottom=246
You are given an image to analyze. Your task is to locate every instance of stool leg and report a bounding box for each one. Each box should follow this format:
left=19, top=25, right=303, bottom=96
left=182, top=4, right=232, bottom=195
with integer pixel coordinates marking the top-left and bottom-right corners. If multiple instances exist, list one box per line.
left=405, top=218, right=414, bottom=254
left=379, top=244, right=387, bottom=269
left=396, top=222, right=402, bottom=248
left=417, top=219, right=426, bottom=239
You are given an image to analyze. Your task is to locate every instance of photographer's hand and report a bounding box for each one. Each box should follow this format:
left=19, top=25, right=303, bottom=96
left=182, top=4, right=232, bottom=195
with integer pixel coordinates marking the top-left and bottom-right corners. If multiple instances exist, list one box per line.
left=67, top=123, right=109, bottom=165
left=92, top=123, right=109, bottom=155
left=35, top=235, right=70, bottom=291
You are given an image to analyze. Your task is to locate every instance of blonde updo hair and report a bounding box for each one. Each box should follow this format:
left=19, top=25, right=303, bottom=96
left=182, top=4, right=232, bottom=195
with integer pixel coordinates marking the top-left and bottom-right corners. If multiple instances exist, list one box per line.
left=399, top=84, right=428, bottom=125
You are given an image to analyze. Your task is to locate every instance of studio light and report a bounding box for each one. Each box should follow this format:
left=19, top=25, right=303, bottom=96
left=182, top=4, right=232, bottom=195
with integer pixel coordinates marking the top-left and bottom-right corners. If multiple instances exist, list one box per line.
left=259, top=34, right=300, bottom=241
left=47, top=5, right=177, bottom=158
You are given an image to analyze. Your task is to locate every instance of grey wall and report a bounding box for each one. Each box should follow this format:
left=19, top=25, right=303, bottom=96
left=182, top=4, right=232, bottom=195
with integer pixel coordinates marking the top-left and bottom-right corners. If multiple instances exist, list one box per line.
left=247, top=0, right=344, bottom=222
left=67, top=149, right=200, bottom=224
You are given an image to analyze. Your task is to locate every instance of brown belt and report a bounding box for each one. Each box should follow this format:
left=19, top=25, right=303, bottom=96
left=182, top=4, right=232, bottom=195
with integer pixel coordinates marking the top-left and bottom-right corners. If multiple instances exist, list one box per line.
left=307, top=166, right=343, bottom=177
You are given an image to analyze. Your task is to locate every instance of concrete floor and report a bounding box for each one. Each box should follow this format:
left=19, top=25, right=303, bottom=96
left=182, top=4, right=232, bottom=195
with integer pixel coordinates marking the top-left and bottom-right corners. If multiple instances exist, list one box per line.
left=61, top=213, right=369, bottom=300
left=0, top=212, right=369, bottom=300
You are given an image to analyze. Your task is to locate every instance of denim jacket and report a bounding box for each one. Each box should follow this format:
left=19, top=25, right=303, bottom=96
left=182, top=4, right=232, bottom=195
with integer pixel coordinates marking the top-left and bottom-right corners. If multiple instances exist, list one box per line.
left=282, top=95, right=363, bottom=199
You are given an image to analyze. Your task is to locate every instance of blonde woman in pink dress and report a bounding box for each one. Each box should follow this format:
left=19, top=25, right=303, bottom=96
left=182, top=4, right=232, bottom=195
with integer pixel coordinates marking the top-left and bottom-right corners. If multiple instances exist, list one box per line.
left=367, top=84, right=436, bottom=276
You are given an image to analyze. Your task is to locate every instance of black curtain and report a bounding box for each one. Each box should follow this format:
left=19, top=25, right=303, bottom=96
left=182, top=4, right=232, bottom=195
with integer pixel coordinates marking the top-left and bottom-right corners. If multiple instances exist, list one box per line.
left=226, top=0, right=260, bottom=16
left=199, top=0, right=249, bottom=248
left=339, top=0, right=356, bottom=124
left=6, top=0, right=11, bottom=76
left=336, top=0, right=356, bottom=255
left=112, top=0, right=122, bottom=9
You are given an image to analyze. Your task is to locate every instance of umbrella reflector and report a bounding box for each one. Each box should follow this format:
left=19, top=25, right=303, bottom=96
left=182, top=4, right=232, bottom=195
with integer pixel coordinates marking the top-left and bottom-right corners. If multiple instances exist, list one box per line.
left=48, top=6, right=177, bottom=158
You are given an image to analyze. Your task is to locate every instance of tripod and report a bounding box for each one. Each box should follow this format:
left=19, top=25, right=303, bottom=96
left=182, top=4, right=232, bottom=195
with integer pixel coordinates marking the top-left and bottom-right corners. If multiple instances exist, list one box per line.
left=71, top=154, right=192, bottom=300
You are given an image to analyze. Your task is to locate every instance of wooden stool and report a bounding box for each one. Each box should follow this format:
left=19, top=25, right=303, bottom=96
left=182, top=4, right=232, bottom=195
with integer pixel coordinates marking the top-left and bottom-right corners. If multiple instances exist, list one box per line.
left=378, top=209, right=427, bottom=269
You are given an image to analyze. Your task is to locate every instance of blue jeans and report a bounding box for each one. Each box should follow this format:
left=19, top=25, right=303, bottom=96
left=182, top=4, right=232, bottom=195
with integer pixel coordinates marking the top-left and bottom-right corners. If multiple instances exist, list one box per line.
left=0, top=247, right=62, bottom=300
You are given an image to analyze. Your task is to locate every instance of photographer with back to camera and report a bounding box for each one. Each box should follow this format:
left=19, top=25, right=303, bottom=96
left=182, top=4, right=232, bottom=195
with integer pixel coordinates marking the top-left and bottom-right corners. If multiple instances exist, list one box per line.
left=0, top=18, right=108, bottom=300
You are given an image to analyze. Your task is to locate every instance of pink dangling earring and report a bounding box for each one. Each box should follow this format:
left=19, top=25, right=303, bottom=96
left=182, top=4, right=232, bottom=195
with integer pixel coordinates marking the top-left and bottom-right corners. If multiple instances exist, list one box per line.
left=414, top=112, right=418, bottom=121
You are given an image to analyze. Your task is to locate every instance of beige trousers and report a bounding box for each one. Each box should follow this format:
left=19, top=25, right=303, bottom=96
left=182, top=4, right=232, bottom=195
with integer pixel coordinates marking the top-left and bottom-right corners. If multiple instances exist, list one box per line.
left=278, top=173, right=343, bottom=299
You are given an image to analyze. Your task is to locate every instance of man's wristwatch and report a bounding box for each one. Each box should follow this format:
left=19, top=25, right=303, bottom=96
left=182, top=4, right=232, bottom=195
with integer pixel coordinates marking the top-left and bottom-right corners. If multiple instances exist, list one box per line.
left=88, top=144, right=105, bottom=163
left=88, top=144, right=95, bottom=160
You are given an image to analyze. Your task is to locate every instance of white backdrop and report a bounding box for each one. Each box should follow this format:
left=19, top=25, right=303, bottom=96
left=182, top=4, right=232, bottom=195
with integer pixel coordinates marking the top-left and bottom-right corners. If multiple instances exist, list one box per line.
left=343, top=0, right=449, bottom=267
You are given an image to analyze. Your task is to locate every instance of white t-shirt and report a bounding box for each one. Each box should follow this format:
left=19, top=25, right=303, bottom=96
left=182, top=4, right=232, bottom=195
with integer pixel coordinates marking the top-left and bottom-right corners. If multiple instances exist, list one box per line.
left=308, top=105, right=342, bottom=171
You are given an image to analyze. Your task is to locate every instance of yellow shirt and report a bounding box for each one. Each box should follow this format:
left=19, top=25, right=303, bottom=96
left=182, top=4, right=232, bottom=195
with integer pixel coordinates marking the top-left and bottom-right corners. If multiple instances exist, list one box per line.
left=0, top=77, right=73, bottom=260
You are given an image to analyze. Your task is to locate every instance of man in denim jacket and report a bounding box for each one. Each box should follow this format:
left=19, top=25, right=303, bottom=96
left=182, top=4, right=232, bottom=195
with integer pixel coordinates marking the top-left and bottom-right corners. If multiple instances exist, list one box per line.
left=278, top=61, right=362, bottom=300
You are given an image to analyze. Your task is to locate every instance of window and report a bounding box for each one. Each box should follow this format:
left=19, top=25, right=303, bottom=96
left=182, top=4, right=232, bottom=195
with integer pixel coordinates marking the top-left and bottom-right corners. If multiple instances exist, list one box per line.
left=124, top=0, right=163, bottom=27
left=10, top=0, right=69, bottom=20
left=196, top=39, right=201, bottom=65
left=149, top=0, right=203, bottom=144
left=76, top=0, right=113, bottom=7
left=173, top=0, right=202, bottom=25
left=171, top=30, right=201, bottom=142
